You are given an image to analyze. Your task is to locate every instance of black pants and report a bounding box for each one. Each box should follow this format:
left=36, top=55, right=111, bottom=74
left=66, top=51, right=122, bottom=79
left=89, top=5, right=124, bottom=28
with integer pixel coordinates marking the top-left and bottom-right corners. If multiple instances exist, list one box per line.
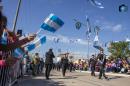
left=62, top=64, right=67, bottom=76
left=91, top=66, right=95, bottom=76
left=99, top=67, right=107, bottom=79
left=69, top=66, right=72, bottom=72
left=45, top=64, right=52, bottom=79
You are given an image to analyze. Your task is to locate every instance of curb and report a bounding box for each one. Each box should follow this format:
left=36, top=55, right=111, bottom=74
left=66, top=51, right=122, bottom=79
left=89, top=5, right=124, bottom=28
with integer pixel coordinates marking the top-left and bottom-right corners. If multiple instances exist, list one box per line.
left=75, top=70, right=130, bottom=77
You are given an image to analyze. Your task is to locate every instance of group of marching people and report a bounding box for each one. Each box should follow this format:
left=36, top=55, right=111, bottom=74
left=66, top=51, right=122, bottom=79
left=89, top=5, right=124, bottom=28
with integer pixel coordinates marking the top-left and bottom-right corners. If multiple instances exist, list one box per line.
left=89, top=50, right=130, bottom=80
left=89, top=50, right=109, bottom=80
left=44, top=49, right=75, bottom=79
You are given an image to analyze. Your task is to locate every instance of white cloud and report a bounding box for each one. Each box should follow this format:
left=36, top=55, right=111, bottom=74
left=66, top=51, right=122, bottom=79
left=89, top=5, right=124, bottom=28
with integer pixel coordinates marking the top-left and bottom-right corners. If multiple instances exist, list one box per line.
left=112, top=24, right=122, bottom=32
left=94, top=19, right=123, bottom=32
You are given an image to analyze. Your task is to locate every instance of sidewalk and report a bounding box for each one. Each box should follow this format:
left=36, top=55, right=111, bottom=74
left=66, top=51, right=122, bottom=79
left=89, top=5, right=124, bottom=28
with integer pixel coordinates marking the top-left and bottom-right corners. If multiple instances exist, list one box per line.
left=75, top=70, right=130, bottom=77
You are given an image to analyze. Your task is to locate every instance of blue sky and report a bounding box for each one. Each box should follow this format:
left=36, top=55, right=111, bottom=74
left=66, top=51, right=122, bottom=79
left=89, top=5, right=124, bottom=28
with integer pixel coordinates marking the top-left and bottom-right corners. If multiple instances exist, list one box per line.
left=2, top=0, right=130, bottom=58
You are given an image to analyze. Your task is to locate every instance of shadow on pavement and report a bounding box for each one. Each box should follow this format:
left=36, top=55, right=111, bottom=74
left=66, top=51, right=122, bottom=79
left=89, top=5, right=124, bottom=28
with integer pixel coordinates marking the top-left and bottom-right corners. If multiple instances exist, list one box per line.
left=108, top=76, right=122, bottom=80
left=52, top=76, right=77, bottom=80
left=13, top=76, right=66, bottom=86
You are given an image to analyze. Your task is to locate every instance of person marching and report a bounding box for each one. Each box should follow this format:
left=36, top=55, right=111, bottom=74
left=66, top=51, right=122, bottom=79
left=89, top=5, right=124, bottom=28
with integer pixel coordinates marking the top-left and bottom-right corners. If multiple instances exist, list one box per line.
left=61, top=53, right=69, bottom=77
left=97, top=50, right=109, bottom=80
left=89, top=55, right=96, bottom=76
left=45, top=48, right=55, bottom=80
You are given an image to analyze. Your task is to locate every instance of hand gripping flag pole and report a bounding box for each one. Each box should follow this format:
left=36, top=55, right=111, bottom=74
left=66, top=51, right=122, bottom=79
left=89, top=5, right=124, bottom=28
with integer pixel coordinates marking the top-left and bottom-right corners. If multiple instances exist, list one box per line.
left=25, top=14, right=64, bottom=52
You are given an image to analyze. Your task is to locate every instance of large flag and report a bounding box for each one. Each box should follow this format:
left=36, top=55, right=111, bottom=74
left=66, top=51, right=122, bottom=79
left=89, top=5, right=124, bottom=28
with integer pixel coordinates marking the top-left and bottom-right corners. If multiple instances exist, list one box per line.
left=41, top=13, right=64, bottom=33
left=13, top=48, right=25, bottom=59
left=25, top=36, right=46, bottom=51
left=93, top=35, right=103, bottom=50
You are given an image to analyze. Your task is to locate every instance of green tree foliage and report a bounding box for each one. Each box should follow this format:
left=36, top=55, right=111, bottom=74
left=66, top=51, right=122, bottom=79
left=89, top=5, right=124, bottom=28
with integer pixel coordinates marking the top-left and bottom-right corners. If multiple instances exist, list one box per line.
left=108, top=41, right=130, bottom=60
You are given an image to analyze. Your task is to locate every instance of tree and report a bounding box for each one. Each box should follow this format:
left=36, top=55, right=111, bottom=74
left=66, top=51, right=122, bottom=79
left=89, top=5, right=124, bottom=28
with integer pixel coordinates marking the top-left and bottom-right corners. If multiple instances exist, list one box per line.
left=108, top=41, right=130, bottom=60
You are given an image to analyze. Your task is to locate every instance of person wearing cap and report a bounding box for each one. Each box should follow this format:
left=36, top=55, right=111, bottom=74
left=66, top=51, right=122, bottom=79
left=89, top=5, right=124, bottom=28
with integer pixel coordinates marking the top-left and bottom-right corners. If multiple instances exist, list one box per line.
left=45, top=48, right=55, bottom=80
left=97, top=50, right=108, bottom=80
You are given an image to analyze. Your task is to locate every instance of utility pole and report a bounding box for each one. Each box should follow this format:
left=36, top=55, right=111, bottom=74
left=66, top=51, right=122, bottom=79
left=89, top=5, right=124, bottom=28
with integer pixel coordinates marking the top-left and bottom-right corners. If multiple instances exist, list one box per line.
left=12, top=0, right=22, bottom=33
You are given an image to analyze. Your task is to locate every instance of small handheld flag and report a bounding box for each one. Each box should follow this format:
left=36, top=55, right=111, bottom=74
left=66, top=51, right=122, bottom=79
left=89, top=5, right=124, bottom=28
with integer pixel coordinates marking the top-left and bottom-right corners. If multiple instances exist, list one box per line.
left=1, top=29, right=8, bottom=45
left=13, top=48, right=25, bottom=59
left=25, top=36, right=46, bottom=51
left=41, top=13, right=64, bottom=33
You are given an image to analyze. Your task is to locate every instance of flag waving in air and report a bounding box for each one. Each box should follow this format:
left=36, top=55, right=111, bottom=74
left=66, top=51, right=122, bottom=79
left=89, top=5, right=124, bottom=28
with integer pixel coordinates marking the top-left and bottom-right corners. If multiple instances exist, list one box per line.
left=86, top=16, right=91, bottom=39
left=93, top=35, right=103, bottom=50
left=13, top=48, right=25, bottom=59
left=41, top=13, right=64, bottom=33
left=25, top=36, right=46, bottom=51
left=1, top=29, right=8, bottom=45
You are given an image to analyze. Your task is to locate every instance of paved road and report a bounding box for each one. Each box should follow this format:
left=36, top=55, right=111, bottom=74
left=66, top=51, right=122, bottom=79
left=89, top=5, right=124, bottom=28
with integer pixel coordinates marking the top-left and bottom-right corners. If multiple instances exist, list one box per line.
left=16, top=70, right=130, bottom=86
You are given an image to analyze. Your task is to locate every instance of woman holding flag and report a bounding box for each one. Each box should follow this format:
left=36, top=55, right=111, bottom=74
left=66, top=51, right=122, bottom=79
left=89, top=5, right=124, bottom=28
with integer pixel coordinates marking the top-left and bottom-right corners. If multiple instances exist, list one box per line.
left=0, top=11, right=36, bottom=86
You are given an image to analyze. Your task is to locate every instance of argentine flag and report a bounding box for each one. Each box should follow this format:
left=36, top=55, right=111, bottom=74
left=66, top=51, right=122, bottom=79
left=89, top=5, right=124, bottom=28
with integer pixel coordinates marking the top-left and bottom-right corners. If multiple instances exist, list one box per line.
left=25, top=36, right=46, bottom=51
left=13, top=48, right=25, bottom=59
left=93, top=35, right=103, bottom=50
left=41, top=13, right=64, bottom=33
left=1, top=29, right=8, bottom=45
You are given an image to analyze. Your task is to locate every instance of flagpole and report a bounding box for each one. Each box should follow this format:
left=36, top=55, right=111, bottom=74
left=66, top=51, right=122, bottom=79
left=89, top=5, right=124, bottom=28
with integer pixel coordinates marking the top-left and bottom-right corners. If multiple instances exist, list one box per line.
left=87, top=37, right=90, bottom=59
left=12, top=0, right=22, bottom=33
left=86, top=15, right=91, bottom=59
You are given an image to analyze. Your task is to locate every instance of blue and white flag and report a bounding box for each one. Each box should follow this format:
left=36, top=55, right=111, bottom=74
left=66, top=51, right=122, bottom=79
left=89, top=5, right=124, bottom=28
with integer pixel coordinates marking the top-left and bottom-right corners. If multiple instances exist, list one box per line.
left=41, top=13, right=64, bottom=33
left=1, top=29, right=8, bottom=45
left=89, top=0, right=104, bottom=9
left=25, top=36, right=46, bottom=51
left=93, top=35, right=103, bottom=50
left=86, top=16, right=91, bottom=39
left=13, top=48, right=25, bottom=59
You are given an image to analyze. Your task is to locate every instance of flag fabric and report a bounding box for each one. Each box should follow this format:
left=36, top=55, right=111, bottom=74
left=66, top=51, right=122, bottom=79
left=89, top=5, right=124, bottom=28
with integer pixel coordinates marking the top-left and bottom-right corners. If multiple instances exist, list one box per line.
left=86, top=16, right=91, bottom=38
left=86, top=16, right=91, bottom=33
left=89, top=0, right=104, bottom=9
left=93, top=35, right=103, bottom=50
left=13, top=48, right=25, bottom=59
left=94, top=26, right=100, bottom=33
left=41, top=13, right=64, bottom=33
left=1, top=29, right=8, bottom=44
left=25, top=36, right=46, bottom=51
